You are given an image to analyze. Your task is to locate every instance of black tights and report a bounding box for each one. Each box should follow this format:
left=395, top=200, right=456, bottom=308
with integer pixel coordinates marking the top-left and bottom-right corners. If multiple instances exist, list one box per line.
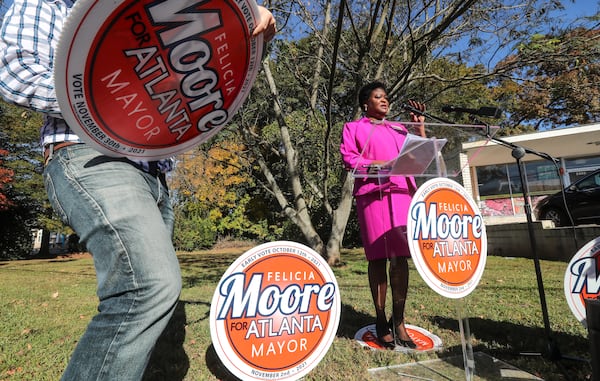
left=368, top=256, right=411, bottom=340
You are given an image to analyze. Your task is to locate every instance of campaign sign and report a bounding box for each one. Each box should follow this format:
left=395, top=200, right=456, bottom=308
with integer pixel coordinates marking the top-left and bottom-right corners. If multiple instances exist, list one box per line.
left=55, top=0, right=263, bottom=160
left=209, top=241, right=341, bottom=381
left=354, top=324, right=443, bottom=353
left=407, top=178, right=487, bottom=299
left=564, top=237, right=600, bottom=327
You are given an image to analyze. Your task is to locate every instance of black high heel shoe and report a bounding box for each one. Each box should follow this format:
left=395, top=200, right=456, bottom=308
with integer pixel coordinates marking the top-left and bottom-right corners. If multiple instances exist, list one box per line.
left=395, top=337, right=417, bottom=349
left=375, top=323, right=396, bottom=350
left=389, top=318, right=417, bottom=349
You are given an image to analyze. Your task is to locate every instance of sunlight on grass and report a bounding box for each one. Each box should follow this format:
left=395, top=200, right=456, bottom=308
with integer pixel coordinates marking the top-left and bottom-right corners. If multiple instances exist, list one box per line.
left=0, top=252, right=591, bottom=380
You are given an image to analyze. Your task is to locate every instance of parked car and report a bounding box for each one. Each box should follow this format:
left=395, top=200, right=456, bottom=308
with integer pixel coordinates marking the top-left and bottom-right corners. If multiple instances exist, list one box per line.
left=535, top=169, right=600, bottom=226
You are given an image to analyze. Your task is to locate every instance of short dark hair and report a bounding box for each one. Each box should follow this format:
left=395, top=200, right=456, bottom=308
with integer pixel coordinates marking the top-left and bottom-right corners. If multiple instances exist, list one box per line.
left=358, top=81, right=387, bottom=107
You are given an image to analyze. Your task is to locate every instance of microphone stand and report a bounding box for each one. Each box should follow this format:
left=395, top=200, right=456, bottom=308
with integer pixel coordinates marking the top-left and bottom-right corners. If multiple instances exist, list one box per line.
left=467, top=116, right=588, bottom=374
left=468, top=116, right=560, bottom=361
left=403, top=103, right=589, bottom=375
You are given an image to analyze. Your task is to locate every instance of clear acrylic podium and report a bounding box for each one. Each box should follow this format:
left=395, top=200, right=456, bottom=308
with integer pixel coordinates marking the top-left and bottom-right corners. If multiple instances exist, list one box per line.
left=351, top=121, right=500, bottom=180
left=351, top=121, right=500, bottom=381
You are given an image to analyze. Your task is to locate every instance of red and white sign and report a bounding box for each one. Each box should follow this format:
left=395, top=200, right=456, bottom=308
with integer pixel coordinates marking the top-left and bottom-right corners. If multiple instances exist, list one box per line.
left=354, top=324, right=442, bottom=353
left=55, top=0, right=263, bottom=160
left=210, top=241, right=341, bottom=381
left=407, top=178, right=487, bottom=299
left=564, top=237, right=600, bottom=327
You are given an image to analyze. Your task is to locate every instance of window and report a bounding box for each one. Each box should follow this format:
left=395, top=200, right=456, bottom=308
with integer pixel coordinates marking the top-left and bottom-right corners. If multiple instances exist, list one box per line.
left=477, top=161, right=561, bottom=197
left=476, top=156, right=600, bottom=198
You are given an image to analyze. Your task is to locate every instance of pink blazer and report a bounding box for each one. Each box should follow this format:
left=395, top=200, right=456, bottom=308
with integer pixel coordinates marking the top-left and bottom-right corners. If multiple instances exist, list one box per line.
left=340, top=117, right=416, bottom=196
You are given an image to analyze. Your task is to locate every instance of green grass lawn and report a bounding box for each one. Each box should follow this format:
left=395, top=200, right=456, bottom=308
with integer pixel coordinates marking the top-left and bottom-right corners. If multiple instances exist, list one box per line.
left=0, top=249, right=593, bottom=380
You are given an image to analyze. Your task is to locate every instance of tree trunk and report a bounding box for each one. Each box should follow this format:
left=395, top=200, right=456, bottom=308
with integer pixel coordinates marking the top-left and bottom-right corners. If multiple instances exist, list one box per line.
left=324, top=172, right=354, bottom=266
left=257, top=59, right=326, bottom=254
left=37, top=229, right=50, bottom=258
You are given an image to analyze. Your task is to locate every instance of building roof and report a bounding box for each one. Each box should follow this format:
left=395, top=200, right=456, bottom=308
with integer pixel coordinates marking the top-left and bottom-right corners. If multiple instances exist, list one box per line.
left=461, top=123, right=600, bottom=167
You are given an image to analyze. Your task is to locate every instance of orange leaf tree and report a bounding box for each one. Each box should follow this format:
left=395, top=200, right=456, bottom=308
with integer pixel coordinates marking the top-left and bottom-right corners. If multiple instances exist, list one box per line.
left=0, top=148, right=14, bottom=210
left=171, top=135, right=280, bottom=250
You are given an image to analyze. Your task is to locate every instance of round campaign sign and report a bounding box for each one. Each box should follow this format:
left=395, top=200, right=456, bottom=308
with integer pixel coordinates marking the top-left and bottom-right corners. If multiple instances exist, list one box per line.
left=354, top=324, right=443, bottom=353
left=55, top=0, right=263, bottom=160
left=407, top=177, right=487, bottom=299
left=564, top=237, right=600, bottom=327
left=209, top=241, right=341, bottom=381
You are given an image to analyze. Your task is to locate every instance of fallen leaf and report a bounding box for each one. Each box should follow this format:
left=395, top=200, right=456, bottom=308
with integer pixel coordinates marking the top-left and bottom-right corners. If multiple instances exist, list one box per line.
left=6, top=366, right=23, bottom=375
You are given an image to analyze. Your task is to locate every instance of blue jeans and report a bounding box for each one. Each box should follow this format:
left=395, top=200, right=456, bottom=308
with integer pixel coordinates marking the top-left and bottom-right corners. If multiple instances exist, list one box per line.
left=43, top=145, right=182, bottom=381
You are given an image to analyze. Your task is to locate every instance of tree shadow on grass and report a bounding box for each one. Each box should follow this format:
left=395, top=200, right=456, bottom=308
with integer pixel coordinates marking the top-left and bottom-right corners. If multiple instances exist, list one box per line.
left=143, top=299, right=212, bottom=381
left=429, top=315, right=589, bottom=356
left=205, top=344, right=242, bottom=381
left=142, top=302, right=190, bottom=381
left=178, top=253, right=236, bottom=286
left=336, top=302, right=379, bottom=339
left=427, top=315, right=592, bottom=379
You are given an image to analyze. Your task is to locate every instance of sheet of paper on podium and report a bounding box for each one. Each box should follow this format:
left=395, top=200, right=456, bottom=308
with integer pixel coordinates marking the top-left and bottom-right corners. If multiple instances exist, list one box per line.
left=382, top=134, right=447, bottom=176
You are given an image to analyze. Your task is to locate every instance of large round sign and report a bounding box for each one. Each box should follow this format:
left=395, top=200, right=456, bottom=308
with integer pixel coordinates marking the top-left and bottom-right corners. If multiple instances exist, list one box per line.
left=564, top=236, right=600, bottom=327
left=407, top=177, right=487, bottom=299
left=55, top=0, right=263, bottom=160
left=209, top=241, right=341, bottom=381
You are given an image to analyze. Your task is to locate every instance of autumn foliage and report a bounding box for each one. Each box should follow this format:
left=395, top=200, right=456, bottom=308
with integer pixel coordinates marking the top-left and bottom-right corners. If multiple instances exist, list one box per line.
left=0, top=148, right=14, bottom=210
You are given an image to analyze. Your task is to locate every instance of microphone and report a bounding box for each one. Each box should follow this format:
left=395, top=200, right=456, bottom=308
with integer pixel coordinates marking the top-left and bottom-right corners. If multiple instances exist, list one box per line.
left=441, top=105, right=502, bottom=118
left=401, top=103, right=425, bottom=116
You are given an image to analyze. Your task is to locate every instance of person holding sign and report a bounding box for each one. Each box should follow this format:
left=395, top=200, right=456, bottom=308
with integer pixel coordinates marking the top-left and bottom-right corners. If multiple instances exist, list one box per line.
left=340, top=81, right=426, bottom=349
left=0, top=1, right=276, bottom=380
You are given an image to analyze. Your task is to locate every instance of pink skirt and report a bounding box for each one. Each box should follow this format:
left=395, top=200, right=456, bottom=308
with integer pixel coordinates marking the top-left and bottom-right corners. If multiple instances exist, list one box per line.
left=356, top=189, right=412, bottom=261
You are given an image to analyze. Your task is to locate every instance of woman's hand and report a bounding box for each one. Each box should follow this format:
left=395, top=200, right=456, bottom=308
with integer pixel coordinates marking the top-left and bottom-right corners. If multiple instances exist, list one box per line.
left=407, top=99, right=425, bottom=123
left=407, top=99, right=426, bottom=137
left=253, top=6, right=277, bottom=42
left=367, top=160, right=386, bottom=174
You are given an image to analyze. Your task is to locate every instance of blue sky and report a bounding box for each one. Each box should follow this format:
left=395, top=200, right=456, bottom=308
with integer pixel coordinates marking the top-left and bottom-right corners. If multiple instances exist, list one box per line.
left=448, top=0, right=600, bottom=68
left=1, top=0, right=596, bottom=29
left=561, top=0, right=600, bottom=20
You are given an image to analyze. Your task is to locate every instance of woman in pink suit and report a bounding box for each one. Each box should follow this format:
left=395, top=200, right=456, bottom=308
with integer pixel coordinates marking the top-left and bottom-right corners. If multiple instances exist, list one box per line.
left=340, top=81, right=426, bottom=349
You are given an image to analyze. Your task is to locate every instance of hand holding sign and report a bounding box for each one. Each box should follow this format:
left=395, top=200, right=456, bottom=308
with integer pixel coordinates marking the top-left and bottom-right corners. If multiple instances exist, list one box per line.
left=55, top=0, right=266, bottom=160
left=253, top=5, right=277, bottom=41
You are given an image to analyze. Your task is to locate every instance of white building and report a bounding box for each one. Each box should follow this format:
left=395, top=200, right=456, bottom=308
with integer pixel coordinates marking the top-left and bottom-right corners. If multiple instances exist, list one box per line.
left=459, top=123, right=600, bottom=220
